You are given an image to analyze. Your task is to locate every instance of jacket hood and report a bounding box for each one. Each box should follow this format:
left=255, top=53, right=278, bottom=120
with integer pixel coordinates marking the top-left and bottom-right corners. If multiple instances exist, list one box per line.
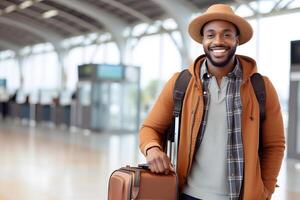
left=188, top=54, right=258, bottom=88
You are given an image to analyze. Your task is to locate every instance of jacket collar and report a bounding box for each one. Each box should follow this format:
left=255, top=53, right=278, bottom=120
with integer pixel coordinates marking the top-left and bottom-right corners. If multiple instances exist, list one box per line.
left=189, top=54, right=258, bottom=87
left=200, top=58, right=243, bottom=81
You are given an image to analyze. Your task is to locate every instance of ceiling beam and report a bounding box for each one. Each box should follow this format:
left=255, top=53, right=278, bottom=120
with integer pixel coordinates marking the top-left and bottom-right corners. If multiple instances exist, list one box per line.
left=281, top=0, right=296, bottom=9
left=246, top=5, right=300, bottom=19
left=16, top=9, right=82, bottom=35
left=103, top=0, right=185, bottom=57
left=35, top=2, right=101, bottom=32
left=51, top=0, right=128, bottom=29
left=0, top=17, right=63, bottom=45
left=151, top=0, right=196, bottom=24
left=101, top=0, right=152, bottom=23
left=51, top=0, right=128, bottom=62
left=150, top=0, right=197, bottom=66
left=234, top=0, right=258, bottom=15
left=0, top=40, right=21, bottom=52
left=271, top=0, right=284, bottom=12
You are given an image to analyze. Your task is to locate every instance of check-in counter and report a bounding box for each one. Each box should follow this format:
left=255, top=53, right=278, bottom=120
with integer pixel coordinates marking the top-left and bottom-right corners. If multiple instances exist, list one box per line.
left=51, top=91, right=72, bottom=127
left=16, top=91, right=30, bottom=121
left=36, top=90, right=57, bottom=124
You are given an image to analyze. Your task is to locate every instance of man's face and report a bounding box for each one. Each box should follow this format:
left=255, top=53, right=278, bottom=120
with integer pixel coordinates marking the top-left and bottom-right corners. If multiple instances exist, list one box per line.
left=202, top=20, right=239, bottom=67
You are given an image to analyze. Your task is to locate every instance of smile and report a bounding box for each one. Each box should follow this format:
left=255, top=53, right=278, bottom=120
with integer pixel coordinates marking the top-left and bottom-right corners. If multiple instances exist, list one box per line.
left=212, top=49, right=226, bottom=53
left=210, top=47, right=229, bottom=57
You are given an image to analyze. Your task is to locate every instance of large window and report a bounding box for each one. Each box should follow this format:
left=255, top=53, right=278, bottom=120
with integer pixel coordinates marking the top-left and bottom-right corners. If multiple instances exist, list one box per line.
left=64, top=42, right=120, bottom=91
left=0, top=58, right=20, bottom=93
left=22, top=52, right=60, bottom=93
left=130, top=33, right=181, bottom=89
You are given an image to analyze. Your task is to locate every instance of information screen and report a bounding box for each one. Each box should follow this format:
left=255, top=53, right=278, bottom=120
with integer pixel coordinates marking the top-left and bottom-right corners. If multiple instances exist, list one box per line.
left=97, top=64, right=124, bottom=80
left=78, top=64, right=94, bottom=79
left=0, top=79, right=6, bottom=88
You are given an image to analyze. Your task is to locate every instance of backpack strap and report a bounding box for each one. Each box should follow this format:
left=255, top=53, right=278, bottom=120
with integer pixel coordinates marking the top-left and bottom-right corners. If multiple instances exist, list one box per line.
left=250, top=73, right=266, bottom=157
left=164, top=69, right=191, bottom=149
left=171, top=69, right=192, bottom=168
left=173, top=69, right=192, bottom=117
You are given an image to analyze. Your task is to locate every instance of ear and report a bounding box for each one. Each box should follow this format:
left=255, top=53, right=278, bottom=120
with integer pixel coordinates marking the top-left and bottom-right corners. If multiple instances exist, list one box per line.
left=236, top=37, right=240, bottom=45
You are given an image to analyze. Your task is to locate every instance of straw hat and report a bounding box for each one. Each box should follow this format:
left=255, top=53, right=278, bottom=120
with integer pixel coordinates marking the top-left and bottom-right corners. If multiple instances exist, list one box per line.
left=188, top=4, right=253, bottom=45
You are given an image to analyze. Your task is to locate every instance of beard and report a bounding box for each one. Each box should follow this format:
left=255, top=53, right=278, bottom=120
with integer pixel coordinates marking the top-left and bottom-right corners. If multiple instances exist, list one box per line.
left=204, top=45, right=237, bottom=68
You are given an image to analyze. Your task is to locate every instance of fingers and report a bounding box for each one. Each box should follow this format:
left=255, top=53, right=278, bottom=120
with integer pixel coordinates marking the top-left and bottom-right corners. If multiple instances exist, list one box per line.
left=156, top=157, right=167, bottom=173
left=150, top=159, right=163, bottom=173
left=146, top=149, right=172, bottom=174
left=147, top=156, right=164, bottom=173
left=161, top=156, right=170, bottom=170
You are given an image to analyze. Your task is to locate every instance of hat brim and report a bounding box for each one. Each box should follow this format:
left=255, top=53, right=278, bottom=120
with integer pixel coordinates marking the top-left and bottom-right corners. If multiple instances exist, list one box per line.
left=188, top=13, right=253, bottom=45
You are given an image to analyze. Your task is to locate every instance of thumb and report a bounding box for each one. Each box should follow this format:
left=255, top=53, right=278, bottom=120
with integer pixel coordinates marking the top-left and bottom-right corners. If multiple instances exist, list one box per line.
left=169, top=164, right=175, bottom=172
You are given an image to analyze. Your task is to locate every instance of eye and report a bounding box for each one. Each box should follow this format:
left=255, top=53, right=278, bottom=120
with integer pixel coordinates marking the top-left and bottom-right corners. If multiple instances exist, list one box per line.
left=205, top=33, right=214, bottom=39
left=224, top=32, right=234, bottom=38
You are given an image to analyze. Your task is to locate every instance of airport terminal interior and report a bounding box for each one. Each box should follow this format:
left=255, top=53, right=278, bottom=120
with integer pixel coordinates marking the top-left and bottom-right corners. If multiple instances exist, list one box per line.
left=0, top=0, right=300, bottom=199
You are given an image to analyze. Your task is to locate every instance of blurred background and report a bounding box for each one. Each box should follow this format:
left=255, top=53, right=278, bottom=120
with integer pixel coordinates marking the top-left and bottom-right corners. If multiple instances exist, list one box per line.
left=0, top=0, right=300, bottom=199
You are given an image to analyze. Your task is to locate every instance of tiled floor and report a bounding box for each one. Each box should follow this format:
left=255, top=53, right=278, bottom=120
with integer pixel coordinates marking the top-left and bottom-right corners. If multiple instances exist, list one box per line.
left=0, top=119, right=299, bottom=200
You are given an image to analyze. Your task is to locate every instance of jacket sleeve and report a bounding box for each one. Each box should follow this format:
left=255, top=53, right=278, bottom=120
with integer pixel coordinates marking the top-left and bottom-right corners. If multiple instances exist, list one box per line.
left=261, top=77, right=285, bottom=196
left=139, top=73, right=179, bottom=156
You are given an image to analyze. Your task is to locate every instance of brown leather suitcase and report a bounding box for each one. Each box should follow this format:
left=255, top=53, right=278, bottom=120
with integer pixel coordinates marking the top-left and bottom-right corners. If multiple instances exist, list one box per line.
left=108, top=71, right=190, bottom=200
left=108, top=165, right=178, bottom=200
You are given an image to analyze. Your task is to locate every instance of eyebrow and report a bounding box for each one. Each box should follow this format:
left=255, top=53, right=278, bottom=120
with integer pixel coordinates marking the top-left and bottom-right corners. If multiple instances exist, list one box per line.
left=204, top=28, right=235, bottom=33
left=223, top=29, right=236, bottom=33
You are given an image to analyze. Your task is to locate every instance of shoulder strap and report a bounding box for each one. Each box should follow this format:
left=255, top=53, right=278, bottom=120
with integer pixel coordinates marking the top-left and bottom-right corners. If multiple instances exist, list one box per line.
left=171, top=69, right=192, bottom=168
left=173, top=69, right=192, bottom=117
left=165, top=69, right=191, bottom=145
left=250, top=73, right=266, bottom=157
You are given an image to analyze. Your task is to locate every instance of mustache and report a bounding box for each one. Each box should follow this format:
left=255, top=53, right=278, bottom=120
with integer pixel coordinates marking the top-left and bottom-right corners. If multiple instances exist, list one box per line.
left=209, top=45, right=229, bottom=49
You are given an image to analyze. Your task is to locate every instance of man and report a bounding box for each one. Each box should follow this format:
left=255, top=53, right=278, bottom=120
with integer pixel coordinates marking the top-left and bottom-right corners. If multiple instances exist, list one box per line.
left=139, top=4, right=285, bottom=200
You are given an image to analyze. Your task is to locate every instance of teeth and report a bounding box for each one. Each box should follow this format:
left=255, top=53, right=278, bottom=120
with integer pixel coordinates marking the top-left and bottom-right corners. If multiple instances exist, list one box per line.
left=212, top=49, right=226, bottom=53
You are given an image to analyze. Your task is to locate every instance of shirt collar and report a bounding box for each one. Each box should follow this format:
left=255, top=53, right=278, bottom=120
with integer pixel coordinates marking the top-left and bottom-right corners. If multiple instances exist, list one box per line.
left=200, top=60, right=210, bottom=81
left=200, top=58, right=243, bottom=81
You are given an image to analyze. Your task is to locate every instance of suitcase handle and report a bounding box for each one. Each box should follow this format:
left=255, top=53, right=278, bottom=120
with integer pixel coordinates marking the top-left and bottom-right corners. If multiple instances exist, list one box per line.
left=138, top=163, right=149, bottom=169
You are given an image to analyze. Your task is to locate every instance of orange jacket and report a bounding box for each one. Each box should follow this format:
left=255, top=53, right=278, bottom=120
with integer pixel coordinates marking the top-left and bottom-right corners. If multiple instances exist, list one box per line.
left=139, top=55, right=285, bottom=200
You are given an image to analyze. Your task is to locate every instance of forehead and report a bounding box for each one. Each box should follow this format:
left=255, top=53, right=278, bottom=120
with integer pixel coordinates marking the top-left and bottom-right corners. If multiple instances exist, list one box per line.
left=202, top=20, right=237, bottom=32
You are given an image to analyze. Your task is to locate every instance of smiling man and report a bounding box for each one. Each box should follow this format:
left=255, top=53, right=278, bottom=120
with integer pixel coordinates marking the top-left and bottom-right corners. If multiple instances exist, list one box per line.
left=139, top=4, right=285, bottom=200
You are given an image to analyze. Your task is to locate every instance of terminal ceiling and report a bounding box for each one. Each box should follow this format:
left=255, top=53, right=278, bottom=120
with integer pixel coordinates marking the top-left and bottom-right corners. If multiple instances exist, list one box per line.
left=0, top=0, right=299, bottom=52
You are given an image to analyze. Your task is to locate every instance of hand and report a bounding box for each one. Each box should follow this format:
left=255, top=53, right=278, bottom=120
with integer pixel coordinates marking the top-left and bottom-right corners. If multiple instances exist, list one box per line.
left=146, top=147, right=174, bottom=174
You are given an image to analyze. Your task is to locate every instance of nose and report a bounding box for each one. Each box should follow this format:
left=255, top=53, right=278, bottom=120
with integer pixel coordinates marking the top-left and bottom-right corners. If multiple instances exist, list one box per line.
left=213, top=34, right=224, bottom=44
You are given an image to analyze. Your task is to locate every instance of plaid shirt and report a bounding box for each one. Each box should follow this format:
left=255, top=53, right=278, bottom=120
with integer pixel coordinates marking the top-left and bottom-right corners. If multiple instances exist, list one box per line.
left=197, top=59, right=244, bottom=200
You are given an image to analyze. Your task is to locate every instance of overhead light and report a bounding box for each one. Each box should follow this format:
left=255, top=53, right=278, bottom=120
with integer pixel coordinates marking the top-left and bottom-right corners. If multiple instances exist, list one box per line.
left=42, top=10, right=58, bottom=19
left=19, top=1, right=33, bottom=9
left=5, top=5, right=17, bottom=13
